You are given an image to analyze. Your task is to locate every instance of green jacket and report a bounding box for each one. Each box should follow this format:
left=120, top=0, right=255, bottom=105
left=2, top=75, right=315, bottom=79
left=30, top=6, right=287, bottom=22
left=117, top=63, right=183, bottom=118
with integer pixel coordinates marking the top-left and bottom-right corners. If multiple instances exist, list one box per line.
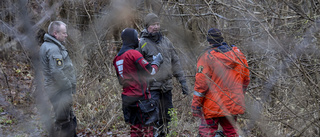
left=137, top=29, right=186, bottom=91
left=39, top=34, right=76, bottom=96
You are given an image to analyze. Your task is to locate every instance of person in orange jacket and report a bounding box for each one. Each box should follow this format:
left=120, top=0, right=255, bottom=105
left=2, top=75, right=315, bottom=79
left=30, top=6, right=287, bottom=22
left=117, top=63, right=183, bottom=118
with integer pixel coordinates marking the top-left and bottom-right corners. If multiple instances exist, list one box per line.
left=191, top=28, right=250, bottom=137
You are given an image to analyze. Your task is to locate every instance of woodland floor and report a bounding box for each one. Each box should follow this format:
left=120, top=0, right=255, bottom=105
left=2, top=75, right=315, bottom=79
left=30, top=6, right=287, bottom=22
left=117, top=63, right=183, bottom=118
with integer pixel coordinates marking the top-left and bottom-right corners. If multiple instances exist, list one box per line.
left=0, top=51, right=47, bottom=136
left=0, top=52, right=136, bottom=137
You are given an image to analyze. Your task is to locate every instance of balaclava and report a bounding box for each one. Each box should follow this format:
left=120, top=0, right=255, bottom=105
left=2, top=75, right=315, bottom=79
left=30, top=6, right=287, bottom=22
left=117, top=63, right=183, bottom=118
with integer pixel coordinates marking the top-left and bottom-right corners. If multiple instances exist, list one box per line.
left=118, top=28, right=139, bottom=56
left=121, top=28, right=139, bottom=48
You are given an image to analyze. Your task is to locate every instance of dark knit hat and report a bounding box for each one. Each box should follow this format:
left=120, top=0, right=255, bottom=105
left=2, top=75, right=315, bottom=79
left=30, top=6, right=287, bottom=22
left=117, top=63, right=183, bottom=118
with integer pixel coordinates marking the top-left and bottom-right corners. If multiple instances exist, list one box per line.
left=121, top=28, right=139, bottom=48
left=207, top=28, right=224, bottom=44
left=144, top=13, right=160, bottom=28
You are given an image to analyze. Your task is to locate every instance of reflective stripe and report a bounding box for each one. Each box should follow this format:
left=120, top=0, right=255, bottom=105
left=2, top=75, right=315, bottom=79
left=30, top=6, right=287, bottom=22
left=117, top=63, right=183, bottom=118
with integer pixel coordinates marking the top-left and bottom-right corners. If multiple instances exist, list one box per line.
left=151, top=68, right=156, bottom=75
left=141, top=42, right=147, bottom=49
left=193, top=91, right=205, bottom=97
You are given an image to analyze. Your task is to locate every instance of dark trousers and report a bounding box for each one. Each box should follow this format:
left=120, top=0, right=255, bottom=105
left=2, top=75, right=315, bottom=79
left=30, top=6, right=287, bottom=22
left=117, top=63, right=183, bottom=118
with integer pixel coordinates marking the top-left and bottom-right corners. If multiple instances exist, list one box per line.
left=49, top=90, right=77, bottom=137
left=122, top=101, right=154, bottom=137
left=150, top=89, right=173, bottom=135
left=199, top=116, right=238, bottom=137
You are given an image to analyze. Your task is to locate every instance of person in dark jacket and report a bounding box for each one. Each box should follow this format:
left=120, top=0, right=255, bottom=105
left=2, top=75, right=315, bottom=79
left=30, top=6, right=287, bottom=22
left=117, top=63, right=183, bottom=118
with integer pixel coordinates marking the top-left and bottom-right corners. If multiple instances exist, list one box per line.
left=136, top=13, right=189, bottom=136
left=113, top=28, right=163, bottom=137
left=192, top=28, right=250, bottom=137
left=39, top=21, right=77, bottom=137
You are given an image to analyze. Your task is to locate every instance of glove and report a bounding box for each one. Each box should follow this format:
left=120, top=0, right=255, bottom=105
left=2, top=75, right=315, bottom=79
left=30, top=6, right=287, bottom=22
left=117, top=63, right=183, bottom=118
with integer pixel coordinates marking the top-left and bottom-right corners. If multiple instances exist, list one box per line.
left=181, top=81, right=189, bottom=95
left=151, top=53, right=163, bottom=67
left=192, top=106, right=203, bottom=117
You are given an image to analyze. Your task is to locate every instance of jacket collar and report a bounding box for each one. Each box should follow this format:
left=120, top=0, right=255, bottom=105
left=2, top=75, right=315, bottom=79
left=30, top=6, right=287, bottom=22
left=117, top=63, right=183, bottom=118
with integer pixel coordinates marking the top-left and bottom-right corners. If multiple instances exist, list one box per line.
left=209, top=42, right=233, bottom=53
left=117, top=45, right=135, bottom=56
left=140, top=29, right=162, bottom=43
left=43, top=34, right=66, bottom=50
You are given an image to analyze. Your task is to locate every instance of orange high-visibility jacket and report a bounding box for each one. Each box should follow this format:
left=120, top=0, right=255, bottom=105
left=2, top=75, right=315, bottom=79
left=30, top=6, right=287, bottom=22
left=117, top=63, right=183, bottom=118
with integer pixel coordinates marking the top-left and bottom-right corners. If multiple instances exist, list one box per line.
left=192, top=44, right=250, bottom=119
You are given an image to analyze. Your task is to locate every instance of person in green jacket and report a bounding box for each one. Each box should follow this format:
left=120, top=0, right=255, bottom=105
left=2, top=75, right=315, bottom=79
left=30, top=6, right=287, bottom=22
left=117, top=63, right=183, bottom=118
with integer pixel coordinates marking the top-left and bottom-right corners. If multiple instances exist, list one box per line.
left=39, top=21, right=77, bottom=137
left=137, top=13, right=189, bottom=137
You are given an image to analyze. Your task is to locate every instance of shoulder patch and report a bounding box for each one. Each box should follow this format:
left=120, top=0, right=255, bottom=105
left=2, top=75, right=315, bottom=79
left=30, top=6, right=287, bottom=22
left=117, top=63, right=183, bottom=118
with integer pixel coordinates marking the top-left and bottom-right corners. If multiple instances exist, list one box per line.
left=141, top=42, right=147, bottom=49
left=56, top=59, right=63, bottom=66
left=198, top=65, right=204, bottom=73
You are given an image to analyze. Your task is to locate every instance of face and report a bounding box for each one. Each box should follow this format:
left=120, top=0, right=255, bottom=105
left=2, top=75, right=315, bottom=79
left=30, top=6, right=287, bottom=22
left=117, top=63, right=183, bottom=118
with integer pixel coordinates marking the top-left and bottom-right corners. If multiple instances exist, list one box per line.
left=53, top=25, right=68, bottom=43
left=147, top=22, right=160, bottom=33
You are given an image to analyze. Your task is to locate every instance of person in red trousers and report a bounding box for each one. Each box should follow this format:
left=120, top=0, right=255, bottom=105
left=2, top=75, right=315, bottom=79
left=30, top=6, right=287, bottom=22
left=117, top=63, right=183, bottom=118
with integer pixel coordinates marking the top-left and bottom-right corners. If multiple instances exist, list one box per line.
left=192, top=28, right=250, bottom=137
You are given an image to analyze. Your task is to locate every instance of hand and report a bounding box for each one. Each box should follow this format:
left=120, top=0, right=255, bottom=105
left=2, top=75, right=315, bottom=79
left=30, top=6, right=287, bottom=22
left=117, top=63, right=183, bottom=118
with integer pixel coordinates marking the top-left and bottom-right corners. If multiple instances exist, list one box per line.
left=181, top=81, right=189, bottom=95
left=71, top=83, right=77, bottom=94
left=192, top=106, right=203, bottom=117
left=151, top=53, right=163, bottom=67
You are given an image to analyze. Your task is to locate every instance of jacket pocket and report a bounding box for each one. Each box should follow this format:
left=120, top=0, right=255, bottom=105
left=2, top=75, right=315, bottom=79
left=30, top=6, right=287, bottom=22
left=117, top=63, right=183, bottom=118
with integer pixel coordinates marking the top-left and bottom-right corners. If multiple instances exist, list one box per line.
left=138, top=100, right=156, bottom=113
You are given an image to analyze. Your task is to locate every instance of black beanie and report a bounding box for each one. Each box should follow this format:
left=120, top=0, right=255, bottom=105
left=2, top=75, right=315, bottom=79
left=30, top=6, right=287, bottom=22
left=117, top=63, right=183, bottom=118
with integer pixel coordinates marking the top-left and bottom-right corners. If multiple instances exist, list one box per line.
left=121, top=28, right=139, bottom=48
left=144, top=13, right=160, bottom=28
left=207, top=28, right=224, bottom=44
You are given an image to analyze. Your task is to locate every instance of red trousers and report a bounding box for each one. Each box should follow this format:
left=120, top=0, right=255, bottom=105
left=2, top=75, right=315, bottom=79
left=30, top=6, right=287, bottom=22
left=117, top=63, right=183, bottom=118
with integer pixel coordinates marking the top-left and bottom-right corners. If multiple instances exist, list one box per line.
left=199, top=116, right=238, bottom=137
left=130, top=124, right=153, bottom=137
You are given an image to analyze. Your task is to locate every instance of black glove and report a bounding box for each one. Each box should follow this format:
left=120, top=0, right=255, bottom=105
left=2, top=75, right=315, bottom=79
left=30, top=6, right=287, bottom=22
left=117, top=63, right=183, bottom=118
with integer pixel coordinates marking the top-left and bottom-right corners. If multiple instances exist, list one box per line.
left=181, top=81, right=189, bottom=95
left=151, top=53, right=163, bottom=67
